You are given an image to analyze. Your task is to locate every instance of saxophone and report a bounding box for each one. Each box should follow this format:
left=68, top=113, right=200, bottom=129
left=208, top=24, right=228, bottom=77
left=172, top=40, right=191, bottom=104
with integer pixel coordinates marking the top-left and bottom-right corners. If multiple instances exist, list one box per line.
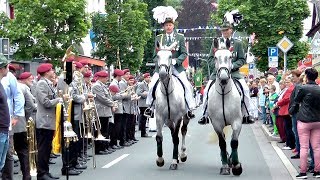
left=26, top=117, right=37, bottom=176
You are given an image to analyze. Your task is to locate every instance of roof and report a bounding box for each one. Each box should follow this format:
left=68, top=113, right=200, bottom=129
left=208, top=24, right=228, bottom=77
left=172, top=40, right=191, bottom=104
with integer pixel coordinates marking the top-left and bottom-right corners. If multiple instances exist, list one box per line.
left=75, top=55, right=106, bottom=67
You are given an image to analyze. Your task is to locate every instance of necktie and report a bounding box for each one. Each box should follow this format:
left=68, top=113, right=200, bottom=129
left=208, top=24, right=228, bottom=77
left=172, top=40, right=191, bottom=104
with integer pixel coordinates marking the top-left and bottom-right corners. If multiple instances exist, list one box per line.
left=226, top=38, right=230, bottom=48
left=167, top=35, right=171, bottom=46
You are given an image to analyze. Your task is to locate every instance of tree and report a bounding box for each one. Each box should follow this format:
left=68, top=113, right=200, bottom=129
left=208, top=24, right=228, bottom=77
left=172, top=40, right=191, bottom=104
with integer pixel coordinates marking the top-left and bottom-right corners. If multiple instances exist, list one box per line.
left=0, top=0, right=89, bottom=61
left=211, top=0, right=310, bottom=72
left=92, top=0, right=151, bottom=72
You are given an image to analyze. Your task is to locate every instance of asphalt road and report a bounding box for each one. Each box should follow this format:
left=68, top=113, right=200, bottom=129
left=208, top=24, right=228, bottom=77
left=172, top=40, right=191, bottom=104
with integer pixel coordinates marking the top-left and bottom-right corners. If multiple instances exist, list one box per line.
left=14, top=107, right=294, bottom=180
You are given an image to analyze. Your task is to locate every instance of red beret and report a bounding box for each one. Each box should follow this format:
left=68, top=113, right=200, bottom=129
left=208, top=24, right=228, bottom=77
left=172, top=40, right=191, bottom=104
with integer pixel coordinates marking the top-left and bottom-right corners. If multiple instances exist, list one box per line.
left=123, top=69, right=130, bottom=74
left=128, top=75, right=134, bottom=80
left=37, top=63, right=53, bottom=74
left=96, top=71, right=109, bottom=78
left=74, top=62, right=83, bottom=69
left=9, top=64, right=16, bottom=71
left=83, top=71, right=92, bottom=78
left=143, top=73, right=150, bottom=78
left=66, top=57, right=75, bottom=62
left=19, top=72, right=32, bottom=80
left=114, top=69, right=124, bottom=76
left=109, top=85, right=120, bottom=93
left=79, top=60, right=89, bottom=66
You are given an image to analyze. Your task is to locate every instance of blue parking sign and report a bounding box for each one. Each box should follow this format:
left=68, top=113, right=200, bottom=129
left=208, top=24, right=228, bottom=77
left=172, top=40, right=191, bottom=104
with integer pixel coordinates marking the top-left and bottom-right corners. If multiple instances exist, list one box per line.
left=268, top=47, right=278, bottom=57
left=249, top=63, right=254, bottom=69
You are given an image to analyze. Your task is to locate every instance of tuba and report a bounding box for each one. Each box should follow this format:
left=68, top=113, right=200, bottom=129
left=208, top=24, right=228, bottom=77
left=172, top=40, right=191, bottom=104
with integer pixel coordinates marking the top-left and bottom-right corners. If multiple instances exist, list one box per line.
left=26, top=117, right=37, bottom=176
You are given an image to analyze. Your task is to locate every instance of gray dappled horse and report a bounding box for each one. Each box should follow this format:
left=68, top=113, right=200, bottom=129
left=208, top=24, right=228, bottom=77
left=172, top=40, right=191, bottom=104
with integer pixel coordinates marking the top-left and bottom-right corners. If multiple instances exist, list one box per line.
left=154, top=43, right=190, bottom=170
left=207, top=38, right=243, bottom=176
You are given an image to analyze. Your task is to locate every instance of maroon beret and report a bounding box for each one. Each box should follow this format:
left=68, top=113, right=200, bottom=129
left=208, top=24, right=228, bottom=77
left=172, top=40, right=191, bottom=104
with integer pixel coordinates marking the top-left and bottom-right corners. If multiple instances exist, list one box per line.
left=9, top=64, right=16, bottom=71
left=123, top=69, right=130, bottom=74
left=19, top=72, right=32, bottom=80
left=74, top=62, right=83, bottom=69
left=79, top=60, right=89, bottom=66
left=128, top=75, right=134, bottom=80
left=114, top=69, right=124, bottom=76
left=66, top=57, right=75, bottom=62
left=37, top=63, right=53, bottom=74
left=83, top=71, right=92, bottom=78
left=143, top=73, right=150, bottom=78
left=109, top=85, right=120, bottom=93
left=96, top=71, right=109, bottom=78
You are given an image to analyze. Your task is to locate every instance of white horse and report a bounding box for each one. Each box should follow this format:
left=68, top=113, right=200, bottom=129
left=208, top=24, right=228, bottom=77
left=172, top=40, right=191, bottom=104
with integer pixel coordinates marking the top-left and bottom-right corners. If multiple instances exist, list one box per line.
left=207, top=40, right=243, bottom=176
left=154, top=45, right=190, bottom=170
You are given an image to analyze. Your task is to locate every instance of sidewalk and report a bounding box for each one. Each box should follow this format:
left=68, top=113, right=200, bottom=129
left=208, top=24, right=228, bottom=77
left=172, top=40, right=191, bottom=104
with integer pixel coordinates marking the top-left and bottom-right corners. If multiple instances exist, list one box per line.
left=259, top=121, right=300, bottom=174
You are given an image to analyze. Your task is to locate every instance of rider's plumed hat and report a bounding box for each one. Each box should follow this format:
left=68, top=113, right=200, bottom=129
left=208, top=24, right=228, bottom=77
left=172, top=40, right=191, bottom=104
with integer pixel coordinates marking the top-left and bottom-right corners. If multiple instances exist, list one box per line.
left=152, top=6, right=178, bottom=24
left=0, top=54, right=11, bottom=68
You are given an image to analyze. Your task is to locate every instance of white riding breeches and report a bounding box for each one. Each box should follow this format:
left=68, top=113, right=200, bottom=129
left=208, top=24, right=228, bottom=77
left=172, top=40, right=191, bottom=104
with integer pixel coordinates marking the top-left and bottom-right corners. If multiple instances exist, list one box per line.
left=146, top=69, right=195, bottom=110
left=202, top=78, right=254, bottom=117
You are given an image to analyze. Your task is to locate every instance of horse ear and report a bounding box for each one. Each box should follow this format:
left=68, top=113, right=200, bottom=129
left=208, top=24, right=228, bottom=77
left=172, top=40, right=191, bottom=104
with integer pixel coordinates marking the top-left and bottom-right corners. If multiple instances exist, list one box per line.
left=213, top=38, right=219, bottom=49
left=226, top=38, right=231, bottom=49
left=156, top=40, right=162, bottom=50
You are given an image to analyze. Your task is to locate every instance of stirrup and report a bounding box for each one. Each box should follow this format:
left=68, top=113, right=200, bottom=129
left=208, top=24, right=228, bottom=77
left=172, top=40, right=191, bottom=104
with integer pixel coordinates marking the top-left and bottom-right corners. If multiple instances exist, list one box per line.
left=144, top=108, right=153, bottom=118
left=198, top=116, right=209, bottom=125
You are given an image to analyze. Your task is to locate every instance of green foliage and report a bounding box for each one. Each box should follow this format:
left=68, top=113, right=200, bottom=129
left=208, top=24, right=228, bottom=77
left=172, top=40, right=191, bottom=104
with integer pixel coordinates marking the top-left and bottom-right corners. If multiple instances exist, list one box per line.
left=0, top=0, right=90, bottom=61
left=92, top=0, right=151, bottom=72
left=211, top=0, right=310, bottom=72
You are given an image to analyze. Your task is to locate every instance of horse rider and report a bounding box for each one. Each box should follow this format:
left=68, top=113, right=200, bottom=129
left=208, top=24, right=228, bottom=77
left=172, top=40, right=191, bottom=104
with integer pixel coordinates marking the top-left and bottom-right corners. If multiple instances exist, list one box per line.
left=144, top=7, right=195, bottom=119
left=198, top=21, right=254, bottom=125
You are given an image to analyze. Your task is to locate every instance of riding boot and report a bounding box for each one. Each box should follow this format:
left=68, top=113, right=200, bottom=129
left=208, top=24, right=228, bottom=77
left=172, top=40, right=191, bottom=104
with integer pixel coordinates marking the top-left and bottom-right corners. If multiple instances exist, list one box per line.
left=198, top=116, right=209, bottom=125
left=242, top=116, right=254, bottom=124
left=187, top=111, right=195, bottom=119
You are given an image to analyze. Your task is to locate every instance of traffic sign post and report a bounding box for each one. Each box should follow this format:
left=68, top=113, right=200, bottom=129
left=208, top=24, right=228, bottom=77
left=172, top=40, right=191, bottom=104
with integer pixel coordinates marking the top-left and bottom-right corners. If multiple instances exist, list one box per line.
left=277, top=36, right=293, bottom=73
left=268, top=47, right=278, bottom=68
left=0, top=38, right=10, bottom=60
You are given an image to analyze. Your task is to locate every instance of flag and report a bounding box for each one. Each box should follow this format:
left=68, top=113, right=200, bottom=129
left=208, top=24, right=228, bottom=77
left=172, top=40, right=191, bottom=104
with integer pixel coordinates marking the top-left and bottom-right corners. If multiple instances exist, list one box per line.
left=194, top=71, right=203, bottom=88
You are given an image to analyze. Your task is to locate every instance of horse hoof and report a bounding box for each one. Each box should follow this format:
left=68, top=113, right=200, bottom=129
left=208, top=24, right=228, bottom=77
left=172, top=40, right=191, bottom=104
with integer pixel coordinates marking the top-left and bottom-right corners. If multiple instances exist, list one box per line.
left=180, top=156, right=187, bottom=162
left=169, top=164, right=178, bottom=170
left=232, top=163, right=242, bottom=176
left=156, top=159, right=165, bottom=167
left=220, top=167, right=230, bottom=175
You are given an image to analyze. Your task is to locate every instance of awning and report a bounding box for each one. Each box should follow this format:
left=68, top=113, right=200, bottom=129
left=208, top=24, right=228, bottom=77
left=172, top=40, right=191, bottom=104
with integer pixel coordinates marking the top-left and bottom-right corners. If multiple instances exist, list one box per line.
left=75, top=56, right=106, bottom=67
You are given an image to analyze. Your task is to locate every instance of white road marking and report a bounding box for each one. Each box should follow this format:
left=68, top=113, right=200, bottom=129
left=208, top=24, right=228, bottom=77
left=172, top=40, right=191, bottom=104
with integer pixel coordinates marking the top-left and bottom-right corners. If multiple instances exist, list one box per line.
left=102, top=154, right=130, bottom=168
left=271, top=141, right=298, bottom=179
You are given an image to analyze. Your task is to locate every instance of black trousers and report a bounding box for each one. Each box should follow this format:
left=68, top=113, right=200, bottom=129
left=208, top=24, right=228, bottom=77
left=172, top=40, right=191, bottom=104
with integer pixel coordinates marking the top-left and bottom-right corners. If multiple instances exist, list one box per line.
left=62, top=120, right=79, bottom=170
left=139, top=107, right=147, bottom=136
left=126, top=114, right=136, bottom=141
left=114, top=114, right=127, bottom=145
left=13, top=132, right=31, bottom=180
left=109, top=122, right=117, bottom=146
left=79, top=122, right=88, bottom=155
left=36, top=129, right=54, bottom=177
left=95, top=117, right=109, bottom=152
left=284, top=115, right=295, bottom=149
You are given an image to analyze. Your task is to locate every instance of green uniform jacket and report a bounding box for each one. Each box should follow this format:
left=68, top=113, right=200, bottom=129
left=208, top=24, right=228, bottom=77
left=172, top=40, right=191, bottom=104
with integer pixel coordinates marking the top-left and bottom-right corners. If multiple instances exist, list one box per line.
left=208, top=38, right=246, bottom=80
left=153, top=31, right=188, bottom=73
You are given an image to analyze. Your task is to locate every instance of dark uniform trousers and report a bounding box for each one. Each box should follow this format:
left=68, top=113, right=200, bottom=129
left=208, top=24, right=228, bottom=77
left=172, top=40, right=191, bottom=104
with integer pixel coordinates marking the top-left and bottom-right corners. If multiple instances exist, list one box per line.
left=139, top=107, right=147, bottom=136
left=126, top=114, right=135, bottom=141
left=13, top=132, right=31, bottom=180
left=36, top=129, right=54, bottom=178
left=115, top=114, right=127, bottom=146
left=62, top=120, right=79, bottom=171
left=95, top=117, right=109, bottom=153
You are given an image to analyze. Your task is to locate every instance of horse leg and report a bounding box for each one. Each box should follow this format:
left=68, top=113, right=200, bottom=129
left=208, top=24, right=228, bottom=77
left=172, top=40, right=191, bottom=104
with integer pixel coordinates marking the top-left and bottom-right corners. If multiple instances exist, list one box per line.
left=229, top=123, right=243, bottom=176
left=180, top=115, right=189, bottom=162
left=156, top=121, right=164, bottom=167
left=169, top=119, right=182, bottom=170
left=217, top=132, right=230, bottom=175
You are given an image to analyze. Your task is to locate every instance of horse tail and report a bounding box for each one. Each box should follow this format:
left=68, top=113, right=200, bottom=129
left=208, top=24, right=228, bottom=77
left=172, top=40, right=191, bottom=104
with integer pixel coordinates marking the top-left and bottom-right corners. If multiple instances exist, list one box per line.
left=208, top=125, right=232, bottom=144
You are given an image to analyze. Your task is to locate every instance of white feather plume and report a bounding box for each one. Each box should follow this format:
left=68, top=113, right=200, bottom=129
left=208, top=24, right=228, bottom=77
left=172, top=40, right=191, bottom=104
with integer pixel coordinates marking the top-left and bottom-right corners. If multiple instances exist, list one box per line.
left=224, top=9, right=242, bottom=26
left=152, top=6, right=178, bottom=24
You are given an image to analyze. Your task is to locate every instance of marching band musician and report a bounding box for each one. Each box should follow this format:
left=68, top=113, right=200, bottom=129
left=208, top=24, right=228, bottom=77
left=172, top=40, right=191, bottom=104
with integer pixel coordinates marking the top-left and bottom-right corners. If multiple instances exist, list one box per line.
left=61, top=61, right=91, bottom=176
left=35, top=63, right=63, bottom=180
left=137, top=73, right=151, bottom=137
left=14, top=72, right=37, bottom=180
left=110, top=69, right=131, bottom=148
left=126, top=75, right=140, bottom=142
left=92, top=71, right=116, bottom=154
left=121, top=69, right=134, bottom=146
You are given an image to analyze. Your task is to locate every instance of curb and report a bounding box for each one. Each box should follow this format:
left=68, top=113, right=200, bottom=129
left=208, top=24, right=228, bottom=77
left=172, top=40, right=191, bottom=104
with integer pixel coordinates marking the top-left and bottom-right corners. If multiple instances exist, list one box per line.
left=261, top=124, right=281, bottom=141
